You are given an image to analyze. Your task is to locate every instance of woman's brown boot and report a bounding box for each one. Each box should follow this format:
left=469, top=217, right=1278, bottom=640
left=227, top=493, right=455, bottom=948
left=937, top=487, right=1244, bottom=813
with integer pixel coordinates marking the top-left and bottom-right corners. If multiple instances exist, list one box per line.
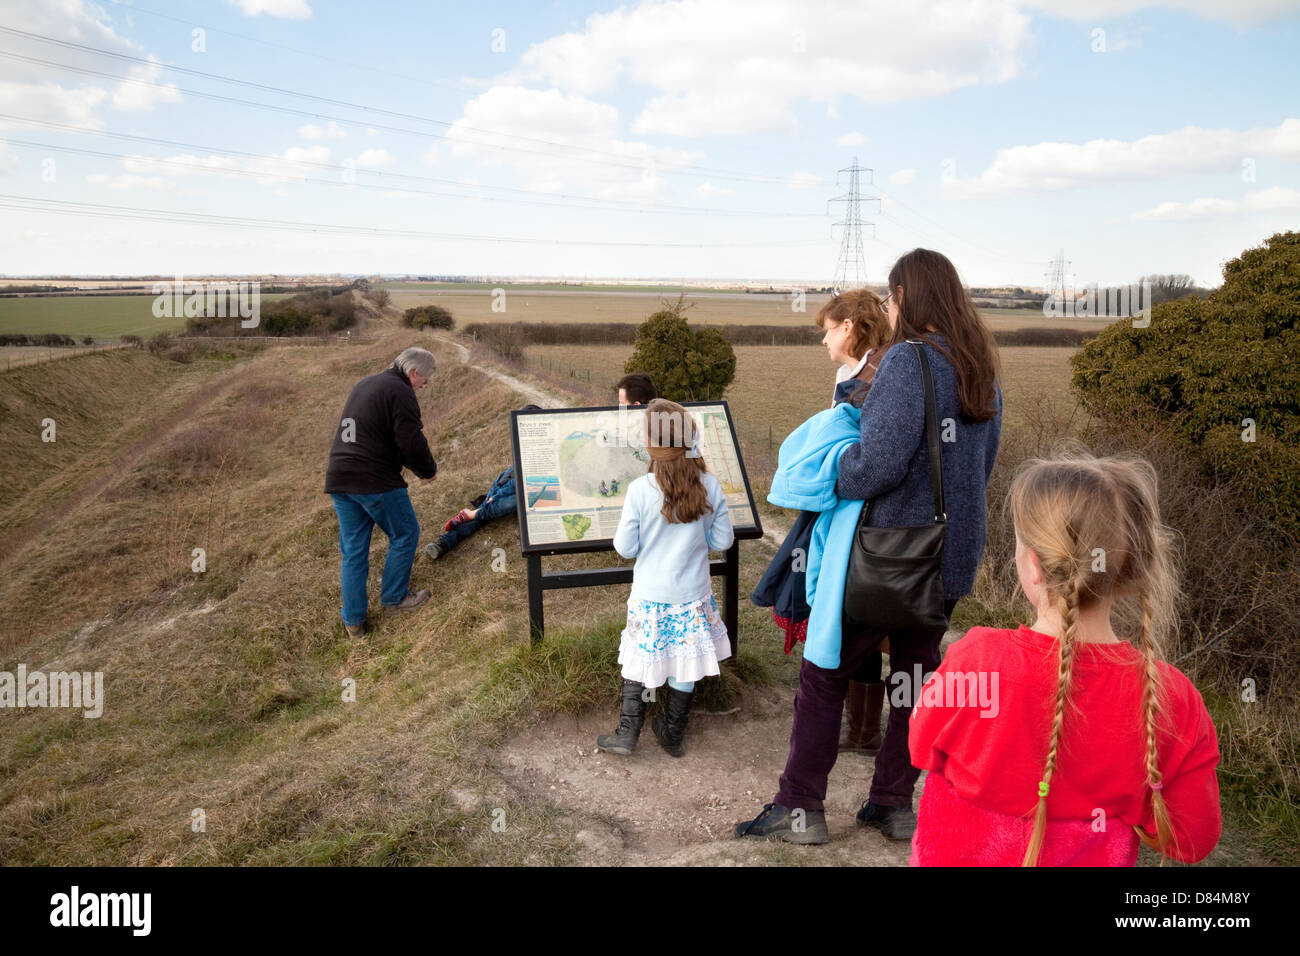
left=839, top=680, right=870, bottom=753
left=861, top=681, right=886, bottom=755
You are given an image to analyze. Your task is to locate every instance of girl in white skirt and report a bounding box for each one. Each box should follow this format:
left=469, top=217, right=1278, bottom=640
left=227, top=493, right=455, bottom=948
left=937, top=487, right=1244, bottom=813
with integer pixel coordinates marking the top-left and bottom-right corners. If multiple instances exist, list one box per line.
left=597, top=397, right=735, bottom=757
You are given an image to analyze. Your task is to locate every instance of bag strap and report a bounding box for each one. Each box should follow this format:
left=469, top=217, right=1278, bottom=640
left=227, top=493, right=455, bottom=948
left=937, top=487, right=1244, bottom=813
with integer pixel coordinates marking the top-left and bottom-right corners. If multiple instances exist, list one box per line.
left=906, top=340, right=946, bottom=522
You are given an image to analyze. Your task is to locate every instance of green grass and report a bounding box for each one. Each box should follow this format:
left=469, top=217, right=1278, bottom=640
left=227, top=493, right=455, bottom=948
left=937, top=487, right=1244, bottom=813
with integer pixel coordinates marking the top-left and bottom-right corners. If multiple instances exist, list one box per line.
left=0, top=294, right=289, bottom=338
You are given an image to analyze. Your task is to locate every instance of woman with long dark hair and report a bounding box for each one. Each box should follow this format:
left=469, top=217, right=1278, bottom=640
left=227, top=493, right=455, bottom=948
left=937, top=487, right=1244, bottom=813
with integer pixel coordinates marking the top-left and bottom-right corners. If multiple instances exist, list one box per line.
left=736, top=249, right=1002, bottom=844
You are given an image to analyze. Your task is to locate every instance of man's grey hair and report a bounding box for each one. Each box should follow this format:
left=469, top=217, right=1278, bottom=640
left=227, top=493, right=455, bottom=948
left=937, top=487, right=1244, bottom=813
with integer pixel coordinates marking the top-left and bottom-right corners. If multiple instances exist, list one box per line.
left=393, top=346, right=436, bottom=379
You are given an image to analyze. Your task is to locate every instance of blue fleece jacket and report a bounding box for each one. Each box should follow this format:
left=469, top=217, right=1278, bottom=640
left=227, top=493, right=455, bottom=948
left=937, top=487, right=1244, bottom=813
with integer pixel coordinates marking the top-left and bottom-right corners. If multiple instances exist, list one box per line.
left=766, top=402, right=865, bottom=668
left=835, top=336, right=1002, bottom=602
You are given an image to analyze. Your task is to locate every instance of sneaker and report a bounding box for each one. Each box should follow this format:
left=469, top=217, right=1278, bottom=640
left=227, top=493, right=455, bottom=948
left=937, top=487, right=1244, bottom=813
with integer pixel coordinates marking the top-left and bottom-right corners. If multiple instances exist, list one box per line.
left=734, top=803, right=830, bottom=845
left=443, top=509, right=474, bottom=533
left=344, top=619, right=367, bottom=639
left=385, top=588, right=430, bottom=612
left=425, top=540, right=449, bottom=561
left=856, top=800, right=916, bottom=841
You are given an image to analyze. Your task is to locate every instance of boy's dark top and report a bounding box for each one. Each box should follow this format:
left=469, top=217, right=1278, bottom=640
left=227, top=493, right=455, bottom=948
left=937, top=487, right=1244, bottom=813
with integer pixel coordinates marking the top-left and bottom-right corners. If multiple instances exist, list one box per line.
left=324, top=366, right=437, bottom=494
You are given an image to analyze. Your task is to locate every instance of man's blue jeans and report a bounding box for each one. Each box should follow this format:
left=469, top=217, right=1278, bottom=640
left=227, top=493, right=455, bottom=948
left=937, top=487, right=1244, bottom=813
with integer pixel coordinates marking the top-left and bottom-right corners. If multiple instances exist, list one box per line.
left=331, top=488, right=421, bottom=626
left=441, top=468, right=516, bottom=550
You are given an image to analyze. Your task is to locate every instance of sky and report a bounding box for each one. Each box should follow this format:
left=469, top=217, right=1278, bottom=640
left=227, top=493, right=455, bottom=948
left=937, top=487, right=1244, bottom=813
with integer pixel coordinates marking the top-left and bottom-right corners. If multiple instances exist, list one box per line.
left=0, top=0, right=1297, bottom=287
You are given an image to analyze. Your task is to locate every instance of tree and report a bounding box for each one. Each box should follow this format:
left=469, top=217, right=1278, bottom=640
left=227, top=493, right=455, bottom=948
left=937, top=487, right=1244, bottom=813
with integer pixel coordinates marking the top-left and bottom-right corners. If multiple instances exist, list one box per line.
left=624, top=295, right=736, bottom=401
left=403, top=305, right=455, bottom=330
left=1071, top=231, right=1300, bottom=538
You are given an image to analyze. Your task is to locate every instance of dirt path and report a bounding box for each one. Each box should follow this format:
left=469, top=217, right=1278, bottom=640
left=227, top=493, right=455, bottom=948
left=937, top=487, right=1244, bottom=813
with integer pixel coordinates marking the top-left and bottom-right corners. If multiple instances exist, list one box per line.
left=429, top=333, right=568, bottom=408
left=494, top=679, right=914, bottom=865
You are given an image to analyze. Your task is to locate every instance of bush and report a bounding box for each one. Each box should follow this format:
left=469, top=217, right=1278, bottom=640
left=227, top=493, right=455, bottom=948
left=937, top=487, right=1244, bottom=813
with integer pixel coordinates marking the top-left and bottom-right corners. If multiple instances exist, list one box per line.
left=475, top=323, right=524, bottom=363
left=147, top=332, right=174, bottom=356
left=624, top=295, right=735, bottom=401
left=82, top=336, right=95, bottom=346
left=164, top=344, right=194, bottom=364
left=184, top=289, right=359, bottom=337
left=121, top=334, right=143, bottom=348
left=1071, top=231, right=1300, bottom=539
left=403, top=305, right=455, bottom=330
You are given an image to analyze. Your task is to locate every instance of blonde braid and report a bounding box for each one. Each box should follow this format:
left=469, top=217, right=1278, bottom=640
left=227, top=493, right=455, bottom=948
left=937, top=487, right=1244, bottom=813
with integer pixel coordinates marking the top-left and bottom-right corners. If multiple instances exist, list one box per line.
left=1136, top=591, right=1177, bottom=860
left=1022, top=573, right=1082, bottom=867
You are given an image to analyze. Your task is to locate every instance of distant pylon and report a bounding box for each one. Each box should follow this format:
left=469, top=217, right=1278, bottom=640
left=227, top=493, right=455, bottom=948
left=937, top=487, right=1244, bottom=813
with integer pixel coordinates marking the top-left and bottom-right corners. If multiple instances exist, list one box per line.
left=828, top=157, right=878, bottom=291
left=1045, top=249, right=1072, bottom=302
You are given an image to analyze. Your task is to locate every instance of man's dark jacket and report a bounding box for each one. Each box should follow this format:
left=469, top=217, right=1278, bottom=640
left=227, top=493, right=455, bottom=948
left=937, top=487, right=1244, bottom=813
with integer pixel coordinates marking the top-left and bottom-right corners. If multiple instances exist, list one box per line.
left=324, top=366, right=437, bottom=494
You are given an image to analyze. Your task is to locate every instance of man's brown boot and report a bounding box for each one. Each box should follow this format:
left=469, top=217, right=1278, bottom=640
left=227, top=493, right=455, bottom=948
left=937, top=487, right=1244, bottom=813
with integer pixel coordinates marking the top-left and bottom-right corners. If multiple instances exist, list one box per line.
left=387, top=588, right=430, bottom=612
left=861, top=682, right=886, bottom=755
left=839, top=680, right=870, bottom=753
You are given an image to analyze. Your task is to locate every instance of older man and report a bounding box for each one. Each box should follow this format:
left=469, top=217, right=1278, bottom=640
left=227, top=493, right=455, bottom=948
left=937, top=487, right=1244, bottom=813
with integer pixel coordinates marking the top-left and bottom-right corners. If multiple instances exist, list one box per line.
left=325, top=346, right=438, bottom=637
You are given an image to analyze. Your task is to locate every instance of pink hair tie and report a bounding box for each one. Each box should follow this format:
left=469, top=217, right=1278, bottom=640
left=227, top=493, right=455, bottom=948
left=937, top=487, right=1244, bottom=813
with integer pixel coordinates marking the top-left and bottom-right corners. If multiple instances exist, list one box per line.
left=1149, top=781, right=1164, bottom=791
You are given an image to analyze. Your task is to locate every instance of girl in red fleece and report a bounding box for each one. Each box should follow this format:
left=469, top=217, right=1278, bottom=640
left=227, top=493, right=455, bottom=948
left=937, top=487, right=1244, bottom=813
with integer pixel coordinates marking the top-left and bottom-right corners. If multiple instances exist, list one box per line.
left=909, top=451, right=1222, bottom=866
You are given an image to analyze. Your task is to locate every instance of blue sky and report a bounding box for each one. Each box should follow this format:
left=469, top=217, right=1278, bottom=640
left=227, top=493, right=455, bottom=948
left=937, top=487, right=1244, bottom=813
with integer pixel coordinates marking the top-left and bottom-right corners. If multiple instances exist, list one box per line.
left=0, top=0, right=1297, bottom=286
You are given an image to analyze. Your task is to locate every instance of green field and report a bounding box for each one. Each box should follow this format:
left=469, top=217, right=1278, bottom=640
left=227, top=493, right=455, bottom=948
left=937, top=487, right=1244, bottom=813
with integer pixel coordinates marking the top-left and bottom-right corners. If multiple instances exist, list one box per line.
left=0, top=294, right=289, bottom=339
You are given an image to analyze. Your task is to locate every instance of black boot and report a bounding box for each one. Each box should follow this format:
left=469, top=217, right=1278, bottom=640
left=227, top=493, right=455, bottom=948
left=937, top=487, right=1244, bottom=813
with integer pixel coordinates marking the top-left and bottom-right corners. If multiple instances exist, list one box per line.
left=596, top=679, right=646, bottom=755
left=651, top=685, right=693, bottom=757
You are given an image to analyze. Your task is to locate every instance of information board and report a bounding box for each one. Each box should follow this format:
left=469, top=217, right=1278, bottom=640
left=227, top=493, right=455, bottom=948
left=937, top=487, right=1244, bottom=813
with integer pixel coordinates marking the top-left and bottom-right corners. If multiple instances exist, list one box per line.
left=510, top=401, right=762, bottom=555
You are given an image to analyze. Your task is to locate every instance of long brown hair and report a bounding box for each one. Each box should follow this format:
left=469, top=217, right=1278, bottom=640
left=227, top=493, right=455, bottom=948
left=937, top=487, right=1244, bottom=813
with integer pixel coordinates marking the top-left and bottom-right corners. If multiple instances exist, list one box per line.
left=1008, top=450, right=1181, bottom=866
left=644, top=398, right=711, bottom=524
left=886, top=248, right=1000, bottom=422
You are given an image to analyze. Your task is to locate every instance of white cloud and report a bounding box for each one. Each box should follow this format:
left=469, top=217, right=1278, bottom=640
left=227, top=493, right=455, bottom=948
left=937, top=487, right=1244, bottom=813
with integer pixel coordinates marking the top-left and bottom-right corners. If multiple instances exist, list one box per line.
left=507, top=1, right=1032, bottom=137
left=1132, top=186, right=1300, bottom=221
left=1023, top=0, right=1296, bottom=26
left=351, top=148, right=396, bottom=168
left=888, top=168, right=916, bottom=185
left=0, top=82, right=108, bottom=130
left=0, top=0, right=142, bottom=129
left=227, top=0, right=313, bottom=18
left=85, top=172, right=177, bottom=191
left=947, top=118, right=1300, bottom=195
left=111, top=58, right=182, bottom=111
left=121, top=145, right=333, bottom=186
left=298, top=121, right=347, bottom=140
left=836, top=132, right=866, bottom=147
left=695, top=182, right=734, bottom=198
left=445, top=85, right=703, bottom=201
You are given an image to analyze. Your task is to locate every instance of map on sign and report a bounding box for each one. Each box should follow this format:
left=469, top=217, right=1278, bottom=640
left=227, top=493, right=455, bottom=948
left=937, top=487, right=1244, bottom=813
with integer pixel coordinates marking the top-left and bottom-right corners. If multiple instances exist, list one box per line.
left=511, top=402, right=759, bottom=552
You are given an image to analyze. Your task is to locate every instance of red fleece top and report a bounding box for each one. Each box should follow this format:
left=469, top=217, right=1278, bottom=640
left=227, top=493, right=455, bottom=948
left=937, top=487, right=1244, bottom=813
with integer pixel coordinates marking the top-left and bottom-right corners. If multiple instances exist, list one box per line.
left=909, top=625, right=1222, bottom=866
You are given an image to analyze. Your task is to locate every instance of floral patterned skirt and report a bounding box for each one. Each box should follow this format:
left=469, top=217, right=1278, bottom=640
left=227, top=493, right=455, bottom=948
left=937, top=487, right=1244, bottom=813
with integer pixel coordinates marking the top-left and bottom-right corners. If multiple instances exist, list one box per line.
left=618, top=593, right=732, bottom=688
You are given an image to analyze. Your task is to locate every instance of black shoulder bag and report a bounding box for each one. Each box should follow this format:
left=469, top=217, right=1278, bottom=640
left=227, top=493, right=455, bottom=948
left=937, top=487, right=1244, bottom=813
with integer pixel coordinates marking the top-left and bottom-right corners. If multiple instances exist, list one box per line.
left=843, top=340, right=949, bottom=631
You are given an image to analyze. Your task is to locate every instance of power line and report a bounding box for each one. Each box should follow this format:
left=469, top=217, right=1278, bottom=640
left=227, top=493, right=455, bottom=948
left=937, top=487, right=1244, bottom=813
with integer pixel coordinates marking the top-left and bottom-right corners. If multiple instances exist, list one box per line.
left=1, top=137, right=825, bottom=219
left=0, top=193, right=828, bottom=248
left=0, top=113, right=821, bottom=215
left=0, top=30, right=829, bottom=187
left=101, top=0, right=468, bottom=95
